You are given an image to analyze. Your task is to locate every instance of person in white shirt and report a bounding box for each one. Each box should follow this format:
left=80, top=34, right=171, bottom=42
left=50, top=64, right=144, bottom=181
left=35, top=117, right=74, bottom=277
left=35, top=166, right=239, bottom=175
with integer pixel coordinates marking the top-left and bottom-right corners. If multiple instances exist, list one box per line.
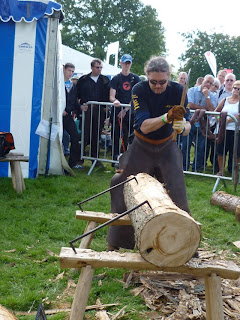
left=215, top=80, right=240, bottom=175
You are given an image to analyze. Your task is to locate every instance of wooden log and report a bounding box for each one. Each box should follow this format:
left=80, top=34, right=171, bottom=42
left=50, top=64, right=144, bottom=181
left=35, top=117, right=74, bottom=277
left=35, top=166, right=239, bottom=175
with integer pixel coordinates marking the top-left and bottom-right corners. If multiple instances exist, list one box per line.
left=210, top=191, right=240, bottom=213
left=0, top=305, right=17, bottom=320
left=123, top=173, right=201, bottom=267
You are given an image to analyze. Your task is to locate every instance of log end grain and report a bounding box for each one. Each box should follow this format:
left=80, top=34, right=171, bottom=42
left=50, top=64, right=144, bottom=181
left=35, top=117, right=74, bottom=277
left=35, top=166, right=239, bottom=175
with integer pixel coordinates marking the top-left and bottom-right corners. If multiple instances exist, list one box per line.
left=0, top=305, right=17, bottom=320
left=139, top=212, right=201, bottom=267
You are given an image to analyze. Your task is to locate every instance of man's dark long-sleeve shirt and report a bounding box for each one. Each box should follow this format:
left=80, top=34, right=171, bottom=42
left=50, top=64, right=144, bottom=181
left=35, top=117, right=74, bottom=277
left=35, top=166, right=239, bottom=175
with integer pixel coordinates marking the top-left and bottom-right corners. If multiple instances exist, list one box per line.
left=76, top=73, right=110, bottom=104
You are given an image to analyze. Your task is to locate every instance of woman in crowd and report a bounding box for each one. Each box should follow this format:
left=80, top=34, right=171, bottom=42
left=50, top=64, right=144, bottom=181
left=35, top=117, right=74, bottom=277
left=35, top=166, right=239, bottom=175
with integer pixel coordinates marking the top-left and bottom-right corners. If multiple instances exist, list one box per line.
left=215, top=80, right=240, bottom=175
left=210, top=78, right=220, bottom=94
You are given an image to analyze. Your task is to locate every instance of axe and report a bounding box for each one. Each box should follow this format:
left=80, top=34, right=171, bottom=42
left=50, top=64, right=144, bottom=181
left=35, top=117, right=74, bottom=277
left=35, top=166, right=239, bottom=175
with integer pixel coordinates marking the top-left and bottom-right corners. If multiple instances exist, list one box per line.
left=173, top=69, right=191, bottom=141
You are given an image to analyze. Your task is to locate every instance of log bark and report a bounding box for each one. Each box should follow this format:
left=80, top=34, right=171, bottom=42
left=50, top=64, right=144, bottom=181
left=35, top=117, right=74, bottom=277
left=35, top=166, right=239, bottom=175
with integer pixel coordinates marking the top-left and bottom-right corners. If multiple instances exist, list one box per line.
left=123, top=173, right=201, bottom=267
left=210, top=191, right=240, bottom=213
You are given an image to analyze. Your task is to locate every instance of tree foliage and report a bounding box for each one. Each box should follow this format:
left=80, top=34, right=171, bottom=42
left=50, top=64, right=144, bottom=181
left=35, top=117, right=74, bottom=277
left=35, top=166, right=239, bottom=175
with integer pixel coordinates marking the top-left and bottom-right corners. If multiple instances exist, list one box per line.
left=59, top=0, right=166, bottom=75
left=179, top=30, right=240, bottom=87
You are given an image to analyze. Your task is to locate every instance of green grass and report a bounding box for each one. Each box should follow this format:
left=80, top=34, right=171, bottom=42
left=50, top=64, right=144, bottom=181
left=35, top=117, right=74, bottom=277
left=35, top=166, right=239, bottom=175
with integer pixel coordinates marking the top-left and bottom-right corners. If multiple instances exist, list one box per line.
left=0, top=160, right=240, bottom=319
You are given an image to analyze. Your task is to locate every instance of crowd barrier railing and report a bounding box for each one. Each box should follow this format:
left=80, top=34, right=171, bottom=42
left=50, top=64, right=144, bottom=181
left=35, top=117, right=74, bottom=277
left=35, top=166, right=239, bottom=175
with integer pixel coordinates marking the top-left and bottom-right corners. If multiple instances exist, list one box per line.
left=79, top=103, right=239, bottom=192
left=80, top=101, right=132, bottom=175
left=177, top=110, right=238, bottom=192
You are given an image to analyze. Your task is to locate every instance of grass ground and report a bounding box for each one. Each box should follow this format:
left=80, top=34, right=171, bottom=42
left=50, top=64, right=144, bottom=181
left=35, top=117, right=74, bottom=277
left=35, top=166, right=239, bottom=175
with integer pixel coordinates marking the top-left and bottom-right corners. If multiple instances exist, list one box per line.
left=0, top=160, right=240, bottom=319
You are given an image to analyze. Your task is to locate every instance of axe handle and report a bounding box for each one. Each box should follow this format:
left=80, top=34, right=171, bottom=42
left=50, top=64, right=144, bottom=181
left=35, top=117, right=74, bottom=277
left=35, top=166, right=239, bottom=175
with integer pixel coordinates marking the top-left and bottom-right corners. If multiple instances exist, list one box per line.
left=173, top=83, right=188, bottom=142
left=173, top=130, right=178, bottom=142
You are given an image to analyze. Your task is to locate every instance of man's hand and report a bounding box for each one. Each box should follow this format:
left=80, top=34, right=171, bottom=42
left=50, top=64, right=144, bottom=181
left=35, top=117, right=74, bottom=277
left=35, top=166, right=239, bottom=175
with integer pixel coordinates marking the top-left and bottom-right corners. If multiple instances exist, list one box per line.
left=202, top=87, right=209, bottom=97
left=172, top=118, right=186, bottom=133
left=113, top=99, right=121, bottom=107
left=63, top=111, right=68, bottom=117
left=167, top=105, right=186, bottom=122
left=118, top=109, right=127, bottom=119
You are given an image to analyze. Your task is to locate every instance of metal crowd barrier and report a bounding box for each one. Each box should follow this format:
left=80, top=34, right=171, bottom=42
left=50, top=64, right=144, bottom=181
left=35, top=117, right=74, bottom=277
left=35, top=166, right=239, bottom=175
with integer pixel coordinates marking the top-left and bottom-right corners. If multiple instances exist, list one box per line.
left=79, top=103, right=239, bottom=192
left=80, top=101, right=132, bottom=175
left=177, top=110, right=238, bottom=192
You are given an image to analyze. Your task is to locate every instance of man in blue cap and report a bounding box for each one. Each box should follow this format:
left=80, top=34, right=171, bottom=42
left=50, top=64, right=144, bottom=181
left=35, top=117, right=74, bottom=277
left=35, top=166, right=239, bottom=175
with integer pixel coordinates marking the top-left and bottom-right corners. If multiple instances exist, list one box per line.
left=109, top=54, right=140, bottom=164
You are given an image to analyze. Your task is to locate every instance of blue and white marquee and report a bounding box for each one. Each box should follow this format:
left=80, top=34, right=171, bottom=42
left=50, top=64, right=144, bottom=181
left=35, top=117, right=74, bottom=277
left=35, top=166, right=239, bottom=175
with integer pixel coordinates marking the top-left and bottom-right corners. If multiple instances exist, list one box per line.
left=0, top=0, right=65, bottom=178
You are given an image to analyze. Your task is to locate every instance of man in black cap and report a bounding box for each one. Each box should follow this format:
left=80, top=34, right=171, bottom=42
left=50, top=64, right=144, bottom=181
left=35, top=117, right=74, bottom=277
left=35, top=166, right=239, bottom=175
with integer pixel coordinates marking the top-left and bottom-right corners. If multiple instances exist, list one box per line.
left=109, top=54, right=140, bottom=163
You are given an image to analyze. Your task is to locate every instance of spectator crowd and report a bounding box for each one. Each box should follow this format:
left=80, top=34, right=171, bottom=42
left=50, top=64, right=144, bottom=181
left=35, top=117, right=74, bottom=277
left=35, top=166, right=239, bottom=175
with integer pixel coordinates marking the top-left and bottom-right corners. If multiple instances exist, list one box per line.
left=62, top=56, right=240, bottom=177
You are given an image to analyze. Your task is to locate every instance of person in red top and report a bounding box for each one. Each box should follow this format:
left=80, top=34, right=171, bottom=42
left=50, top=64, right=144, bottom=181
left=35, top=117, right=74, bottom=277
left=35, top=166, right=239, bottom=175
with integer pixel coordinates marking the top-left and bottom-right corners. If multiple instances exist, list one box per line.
left=109, top=54, right=140, bottom=162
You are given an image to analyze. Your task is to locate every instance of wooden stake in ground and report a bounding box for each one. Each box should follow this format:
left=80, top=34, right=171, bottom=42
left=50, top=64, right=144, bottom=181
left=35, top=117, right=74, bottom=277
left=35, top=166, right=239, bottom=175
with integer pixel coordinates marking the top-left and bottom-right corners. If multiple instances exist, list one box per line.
left=123, top=173, right=201, bottom=267
left=236, top=205, right=240, bottom=222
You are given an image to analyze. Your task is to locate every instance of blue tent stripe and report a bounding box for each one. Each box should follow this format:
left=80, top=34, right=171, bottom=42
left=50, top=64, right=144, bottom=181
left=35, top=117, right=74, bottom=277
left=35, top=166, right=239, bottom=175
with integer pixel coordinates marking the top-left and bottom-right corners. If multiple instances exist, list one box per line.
left=0, top=21, right=15, bottom=177
left=29, top=17, right=48, bottom=178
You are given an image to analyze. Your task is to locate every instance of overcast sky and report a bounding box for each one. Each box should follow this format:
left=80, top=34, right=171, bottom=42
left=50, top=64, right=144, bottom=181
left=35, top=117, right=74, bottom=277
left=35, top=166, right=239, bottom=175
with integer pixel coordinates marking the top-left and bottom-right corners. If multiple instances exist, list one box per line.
left=141, top=0, right=239, bottom=71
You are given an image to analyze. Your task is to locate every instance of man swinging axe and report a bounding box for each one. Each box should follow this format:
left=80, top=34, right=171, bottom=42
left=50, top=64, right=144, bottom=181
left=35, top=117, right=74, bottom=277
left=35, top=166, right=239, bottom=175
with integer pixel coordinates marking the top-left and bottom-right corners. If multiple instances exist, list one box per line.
left=106, top=56, right=191, bottom=251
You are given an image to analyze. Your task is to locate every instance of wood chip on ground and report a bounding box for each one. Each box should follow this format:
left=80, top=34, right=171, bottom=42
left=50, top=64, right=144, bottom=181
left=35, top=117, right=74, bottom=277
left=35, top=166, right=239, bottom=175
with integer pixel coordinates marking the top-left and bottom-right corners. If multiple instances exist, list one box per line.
left=123, top=248, right=240, bottom=319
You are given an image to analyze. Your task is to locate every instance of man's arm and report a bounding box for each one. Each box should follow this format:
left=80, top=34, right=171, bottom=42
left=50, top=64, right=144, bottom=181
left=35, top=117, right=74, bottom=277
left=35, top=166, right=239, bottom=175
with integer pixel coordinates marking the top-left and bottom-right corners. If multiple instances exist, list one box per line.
left=187, top=87, right=203, bottom=110
left=141, top=115, right=191, bottom=136
left=76, top=76, right=88, bottom=111
left=140, top=115, right=167, bottom=134
left=215, top=98, right=225, bottom=112
left=109, top=87, right=121, bottom=107
left=188, top=87, right=215, bottom=111
left=202, top=88, right=215, bottom=111
left=188, top=102, right=204, bottom=110
left=103, top=76, right=110, bottom=102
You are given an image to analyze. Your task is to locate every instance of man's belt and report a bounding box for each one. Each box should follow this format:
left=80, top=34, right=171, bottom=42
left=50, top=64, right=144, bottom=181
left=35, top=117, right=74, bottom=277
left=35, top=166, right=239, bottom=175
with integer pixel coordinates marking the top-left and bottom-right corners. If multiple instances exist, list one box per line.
left=134, top=130, right=173, bottom=145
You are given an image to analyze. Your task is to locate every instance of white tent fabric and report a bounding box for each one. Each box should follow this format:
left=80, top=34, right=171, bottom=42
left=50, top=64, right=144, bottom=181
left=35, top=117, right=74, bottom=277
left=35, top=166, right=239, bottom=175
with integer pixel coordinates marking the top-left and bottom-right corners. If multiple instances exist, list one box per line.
left=61, top=44, right=121, bottom=78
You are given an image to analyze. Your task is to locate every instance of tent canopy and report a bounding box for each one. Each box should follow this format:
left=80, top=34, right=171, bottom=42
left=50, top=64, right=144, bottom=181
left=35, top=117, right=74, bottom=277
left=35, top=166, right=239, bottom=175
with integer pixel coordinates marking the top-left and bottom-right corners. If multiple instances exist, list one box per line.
left=0, top=0, right=62, bottom=23
left=62, top=45, right=121, bottom=78
left=0, top=0, right=64, bottom=179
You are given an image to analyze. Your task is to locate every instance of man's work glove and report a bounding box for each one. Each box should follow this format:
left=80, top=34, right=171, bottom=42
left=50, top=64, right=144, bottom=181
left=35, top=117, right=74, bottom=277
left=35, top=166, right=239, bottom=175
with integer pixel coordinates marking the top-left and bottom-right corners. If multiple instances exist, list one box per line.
left=172, top=118, right=186, bottom=134
left=167, top=105, right=186, bottom=122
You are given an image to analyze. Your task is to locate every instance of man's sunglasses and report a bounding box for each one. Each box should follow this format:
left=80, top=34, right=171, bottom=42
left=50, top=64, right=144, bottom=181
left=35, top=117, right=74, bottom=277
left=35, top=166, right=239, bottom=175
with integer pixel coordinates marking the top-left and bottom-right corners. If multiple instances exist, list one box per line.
left=149, top=79, right=168, bottom=85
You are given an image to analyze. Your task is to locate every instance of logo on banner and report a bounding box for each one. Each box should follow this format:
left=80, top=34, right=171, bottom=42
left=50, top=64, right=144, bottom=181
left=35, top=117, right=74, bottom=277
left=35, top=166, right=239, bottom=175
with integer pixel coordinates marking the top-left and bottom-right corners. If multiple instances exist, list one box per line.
left=18, top=42, right=33, bottom=52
